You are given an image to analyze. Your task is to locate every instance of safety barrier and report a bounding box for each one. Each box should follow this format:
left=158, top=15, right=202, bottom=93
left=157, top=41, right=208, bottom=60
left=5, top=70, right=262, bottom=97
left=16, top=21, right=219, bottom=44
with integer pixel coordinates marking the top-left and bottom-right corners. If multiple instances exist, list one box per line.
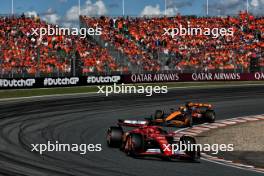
left=1, top=72, right=264, bottom=89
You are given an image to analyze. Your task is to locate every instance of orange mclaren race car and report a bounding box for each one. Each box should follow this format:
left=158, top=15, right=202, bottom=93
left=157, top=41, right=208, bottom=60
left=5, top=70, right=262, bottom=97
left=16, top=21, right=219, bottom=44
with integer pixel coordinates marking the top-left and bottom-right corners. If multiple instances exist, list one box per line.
left=107, top=120, right=200, bottom=161
left=146, top=102, right=216, bottom=127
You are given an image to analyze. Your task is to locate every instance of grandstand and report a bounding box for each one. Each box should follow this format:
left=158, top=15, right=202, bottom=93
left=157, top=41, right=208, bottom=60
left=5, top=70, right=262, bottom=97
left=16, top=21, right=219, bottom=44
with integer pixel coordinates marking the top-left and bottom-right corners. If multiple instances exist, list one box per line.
left=0, top=15, right=122, bottom=78
left=82, top=12, right=264, bottom=74
left=0, top=12, right=263, bottom=78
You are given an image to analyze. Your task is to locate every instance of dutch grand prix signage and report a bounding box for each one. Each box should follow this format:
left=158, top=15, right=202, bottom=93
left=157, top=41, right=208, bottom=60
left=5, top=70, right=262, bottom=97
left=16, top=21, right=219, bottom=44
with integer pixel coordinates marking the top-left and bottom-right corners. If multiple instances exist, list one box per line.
left=0, top=73, right=264, bottom=89
left=0, top=79, right=36, bottom=88
left=0, top=76, right=123, bottom=89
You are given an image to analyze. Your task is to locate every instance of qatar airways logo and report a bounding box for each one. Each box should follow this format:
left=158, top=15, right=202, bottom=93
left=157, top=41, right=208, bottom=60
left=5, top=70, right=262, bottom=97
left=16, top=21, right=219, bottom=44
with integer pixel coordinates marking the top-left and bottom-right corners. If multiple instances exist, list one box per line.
left=131, top=73, right=179, bottom=83
left=44, top=78, right=79, bottom=86
left=192, top=73, right=240, bottom=81
left=254, top=72, right=264, bottom=80
left=0, top=79, right=35, bottom=87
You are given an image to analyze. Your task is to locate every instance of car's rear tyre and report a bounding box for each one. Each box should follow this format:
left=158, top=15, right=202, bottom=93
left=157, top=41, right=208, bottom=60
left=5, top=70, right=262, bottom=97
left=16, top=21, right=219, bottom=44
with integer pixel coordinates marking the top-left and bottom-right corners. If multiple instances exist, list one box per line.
left=205, top=110, right=216, bottom=123
left=154, top=110, right=164, bottom=119
left=125, top=133, right=144, bottom=156
left=107, top=126, right=123, bottom=148
left=180, top=136, right=200, bottom=160
left=184, top=113, right=193, bottom=127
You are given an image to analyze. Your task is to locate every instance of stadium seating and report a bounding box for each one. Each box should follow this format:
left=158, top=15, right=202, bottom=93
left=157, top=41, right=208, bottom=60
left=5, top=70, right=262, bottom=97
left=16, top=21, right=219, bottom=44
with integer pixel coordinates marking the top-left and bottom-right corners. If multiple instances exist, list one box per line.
left=0, top=12, right=263, bottom=77
left=0, top=15, right=120, bottom=77
left=81, top=12, right=263, bottom=73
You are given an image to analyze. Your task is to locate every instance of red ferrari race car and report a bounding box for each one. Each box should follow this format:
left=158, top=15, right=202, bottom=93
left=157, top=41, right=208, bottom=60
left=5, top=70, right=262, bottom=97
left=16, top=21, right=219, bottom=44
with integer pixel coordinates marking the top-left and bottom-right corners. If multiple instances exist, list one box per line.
left=106, top=121, right=200, bottom=161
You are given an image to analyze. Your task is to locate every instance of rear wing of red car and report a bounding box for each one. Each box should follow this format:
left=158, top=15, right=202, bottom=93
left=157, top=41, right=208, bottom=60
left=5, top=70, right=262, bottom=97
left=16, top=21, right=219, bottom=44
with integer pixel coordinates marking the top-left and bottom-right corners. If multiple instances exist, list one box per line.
left=118, top=119, right=148, bottom=127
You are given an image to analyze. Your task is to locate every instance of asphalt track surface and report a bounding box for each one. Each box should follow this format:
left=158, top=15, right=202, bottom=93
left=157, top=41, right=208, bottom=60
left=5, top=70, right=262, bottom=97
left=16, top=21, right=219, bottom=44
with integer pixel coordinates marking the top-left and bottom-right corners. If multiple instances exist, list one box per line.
left=0, top=85, right=264, bottom=176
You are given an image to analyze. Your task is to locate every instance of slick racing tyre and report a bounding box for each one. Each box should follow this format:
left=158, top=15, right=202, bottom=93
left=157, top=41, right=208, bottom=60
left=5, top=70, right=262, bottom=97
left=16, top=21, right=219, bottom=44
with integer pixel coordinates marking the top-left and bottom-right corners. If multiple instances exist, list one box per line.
left=180, top=136, right=200, bottom=161
left=184, top=113, right=193, bottom=127
left=107, top=126, right=123, bottom=148
left=125, top=133, right=144, bottom=156
left=205, top=110, right=216, bottom=123
left=154, top=110, right=164, bottom=119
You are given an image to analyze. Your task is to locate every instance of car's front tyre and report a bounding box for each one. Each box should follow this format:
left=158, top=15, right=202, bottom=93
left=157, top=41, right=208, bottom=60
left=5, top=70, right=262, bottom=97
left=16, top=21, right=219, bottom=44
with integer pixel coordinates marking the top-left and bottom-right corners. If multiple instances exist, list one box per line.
left=124, top=133, right=144, bottom=156
left=180, top=136, right=200, bottom=161
left=184, top=113, right=193, bottom=127
left=107, top=126, right=123, bottom=148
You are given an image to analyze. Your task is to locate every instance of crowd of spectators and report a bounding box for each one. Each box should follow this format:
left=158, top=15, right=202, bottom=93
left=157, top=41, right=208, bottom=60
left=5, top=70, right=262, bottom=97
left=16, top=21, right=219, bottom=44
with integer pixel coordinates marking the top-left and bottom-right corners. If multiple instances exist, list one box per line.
left=81, top=16, right=161, bottom=72
left=74, top=35, right=120, bottom=74
left=82, top=12, right=264, bottom=72
left=0, top=12, right=263, bottom=77
left=0, top=15, right=119, bottom=77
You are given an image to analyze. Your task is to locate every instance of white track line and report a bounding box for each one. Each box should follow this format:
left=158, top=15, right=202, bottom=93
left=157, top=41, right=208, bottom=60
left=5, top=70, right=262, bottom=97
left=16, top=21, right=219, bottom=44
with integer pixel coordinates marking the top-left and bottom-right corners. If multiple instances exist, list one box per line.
left=201, top=158, right=264, bottom=174
left=0, top=91, right=99, bottom=102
